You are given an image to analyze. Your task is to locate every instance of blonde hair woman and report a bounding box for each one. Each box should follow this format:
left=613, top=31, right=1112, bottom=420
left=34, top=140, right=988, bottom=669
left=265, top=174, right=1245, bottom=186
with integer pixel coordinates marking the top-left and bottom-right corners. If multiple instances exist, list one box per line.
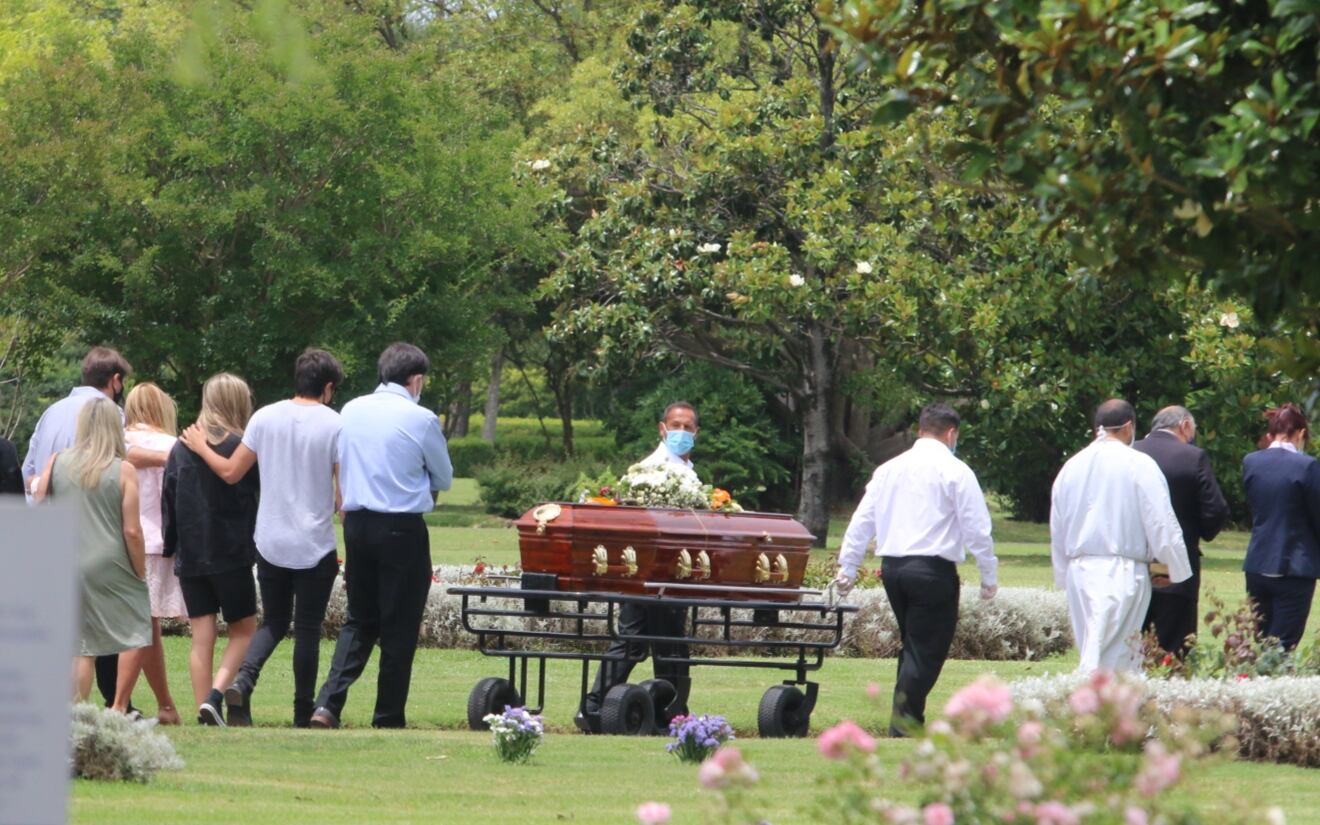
left=124, top=383, right=185, bottom=725
left=34, top=397, right=151, bottom=710
left=162, top=374, right=261, bottom=726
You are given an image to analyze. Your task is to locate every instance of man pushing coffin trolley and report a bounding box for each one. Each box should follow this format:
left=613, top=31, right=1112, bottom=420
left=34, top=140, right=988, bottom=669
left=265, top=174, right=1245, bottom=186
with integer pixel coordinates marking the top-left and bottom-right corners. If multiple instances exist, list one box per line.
left=451, top=397, right=1190, bottom=736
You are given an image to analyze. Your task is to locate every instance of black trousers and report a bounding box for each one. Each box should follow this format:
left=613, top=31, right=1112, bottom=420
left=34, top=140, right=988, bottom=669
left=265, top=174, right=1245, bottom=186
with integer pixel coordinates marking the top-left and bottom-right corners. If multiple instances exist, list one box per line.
left=314, top=511, right=431, bottom=727
left=237, top=551, right=339, bottom=725
left=882, top=555, right=960, bottom=737
left=584, top=602, right=691, bottom=714
left=1245, top=573, right=1316, bottom=651
left=1144, top=573, right=1200, bottom=657
left=94, top=655, right=120, bottom=707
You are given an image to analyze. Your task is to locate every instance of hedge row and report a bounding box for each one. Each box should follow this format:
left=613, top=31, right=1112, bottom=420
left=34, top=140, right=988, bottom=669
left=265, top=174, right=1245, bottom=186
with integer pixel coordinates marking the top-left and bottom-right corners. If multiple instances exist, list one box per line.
left=449, top=434, right=618, bottom=477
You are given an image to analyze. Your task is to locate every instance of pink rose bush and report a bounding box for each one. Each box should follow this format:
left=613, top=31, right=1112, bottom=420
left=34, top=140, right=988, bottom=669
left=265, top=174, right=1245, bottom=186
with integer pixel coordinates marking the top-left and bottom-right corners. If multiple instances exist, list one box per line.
left=692, top=671, right=1266, bottom=825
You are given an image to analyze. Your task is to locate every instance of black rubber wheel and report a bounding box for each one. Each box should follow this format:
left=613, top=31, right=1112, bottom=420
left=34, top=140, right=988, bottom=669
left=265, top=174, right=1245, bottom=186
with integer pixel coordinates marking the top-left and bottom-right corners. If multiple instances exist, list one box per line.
left=638, top=679, right=679, bottom=733
left=467, top=677, right=522, bottom=731
left=758, top=684, right=810, bottom=738
left=600, top=683, right=656, bottom=736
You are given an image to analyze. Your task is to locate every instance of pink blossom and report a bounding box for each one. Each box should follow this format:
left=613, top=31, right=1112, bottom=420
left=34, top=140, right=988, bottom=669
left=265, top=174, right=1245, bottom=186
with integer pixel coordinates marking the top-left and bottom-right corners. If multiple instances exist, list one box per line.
left=635, top=802, right=671, bottom=824
left=698, top=746, right=758, bottom=789
left=1067, top=686, right=1100, bottom=716
left=867, top=682, right=883, bottom=699
left=923, top=802, right=955, bottom=825
left=1125, top=807, right=1149, bottom=825
left=1134, top=741, right=1181, bottom=797
left=885, top=806, right=920, bottom=825
left=1016, top=721, right=1044, bottom=747
left=817, top=720, right=877, bottom=759
left=943, top=676, right=1013, bottom=734
left=1034, top=801, right=1080, bottom=825
left=927, top=720, right=953, bottom=737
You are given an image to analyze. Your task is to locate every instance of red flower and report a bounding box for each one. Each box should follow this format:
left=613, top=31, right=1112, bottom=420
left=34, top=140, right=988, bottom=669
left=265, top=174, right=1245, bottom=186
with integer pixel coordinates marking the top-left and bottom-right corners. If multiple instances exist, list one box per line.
left=1236, top=673, right=1250, bottom=681
left=1161, top=654, right=1173, bottom=667
left=474, top=562, right=487, bottom=575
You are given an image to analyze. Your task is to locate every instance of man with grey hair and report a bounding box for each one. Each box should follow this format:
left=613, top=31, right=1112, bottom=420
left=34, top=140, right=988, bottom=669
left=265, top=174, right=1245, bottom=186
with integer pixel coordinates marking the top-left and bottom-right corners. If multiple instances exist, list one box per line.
left=1134, top=405, right=1229, bottom=656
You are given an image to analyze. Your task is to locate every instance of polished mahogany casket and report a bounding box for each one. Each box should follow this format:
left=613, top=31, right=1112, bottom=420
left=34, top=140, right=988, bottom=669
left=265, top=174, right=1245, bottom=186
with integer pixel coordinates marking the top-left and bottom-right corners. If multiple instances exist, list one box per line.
left=515, top=502, right=814, bottom=602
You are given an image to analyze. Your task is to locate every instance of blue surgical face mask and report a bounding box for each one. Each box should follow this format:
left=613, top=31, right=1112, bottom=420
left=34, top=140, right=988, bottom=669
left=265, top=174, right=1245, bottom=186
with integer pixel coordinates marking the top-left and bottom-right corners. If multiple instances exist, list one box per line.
left=663, top=426, right=695, bottom=456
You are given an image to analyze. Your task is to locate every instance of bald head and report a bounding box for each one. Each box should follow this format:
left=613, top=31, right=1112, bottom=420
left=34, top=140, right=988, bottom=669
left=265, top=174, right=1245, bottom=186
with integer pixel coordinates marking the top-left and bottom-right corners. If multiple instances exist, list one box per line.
left=1094, top=399, right=1135, bottom=430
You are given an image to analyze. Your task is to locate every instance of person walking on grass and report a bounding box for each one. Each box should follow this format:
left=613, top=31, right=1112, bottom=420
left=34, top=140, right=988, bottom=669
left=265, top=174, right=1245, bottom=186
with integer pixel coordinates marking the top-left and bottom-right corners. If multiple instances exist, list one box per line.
left=33, top=398, right=151, bottom=712
left=162, top=374, right=260, bottom=726
left=180, top=349, right=344, bottom=727
left=124, top=383, right=187, bottom=725
left=310, top=343, right=452, bottom=730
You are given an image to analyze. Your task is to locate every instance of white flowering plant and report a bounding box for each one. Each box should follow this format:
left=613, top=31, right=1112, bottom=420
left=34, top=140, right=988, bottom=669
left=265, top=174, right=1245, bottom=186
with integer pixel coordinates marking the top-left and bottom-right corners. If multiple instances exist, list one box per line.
left=575, top=459, right=744, bottom=512
left=71, top=703, right=184, bottom=782
left=482, top=705, right=544, bottom=764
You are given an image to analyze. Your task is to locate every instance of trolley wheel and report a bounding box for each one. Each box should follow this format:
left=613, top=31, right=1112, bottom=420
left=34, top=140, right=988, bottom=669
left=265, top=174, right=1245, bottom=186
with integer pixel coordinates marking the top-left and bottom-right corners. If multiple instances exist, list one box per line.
left=758, top=684, right=810, bottom=738
left=467, top=677, right=522, bottom=731
left=638, top=679, right=678, bottom=733
left=600, top=683, right=656, bottom=736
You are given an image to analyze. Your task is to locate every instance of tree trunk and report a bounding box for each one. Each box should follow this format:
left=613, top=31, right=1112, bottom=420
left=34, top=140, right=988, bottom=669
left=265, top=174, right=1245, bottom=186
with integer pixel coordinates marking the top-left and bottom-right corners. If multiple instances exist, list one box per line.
left=481, top=348, right=504, bottom=443
left=552, top=380, right=574, bottom=457
left=796, top=324, right=833, bottom=547
left=446, top=380, right=471, bottom=439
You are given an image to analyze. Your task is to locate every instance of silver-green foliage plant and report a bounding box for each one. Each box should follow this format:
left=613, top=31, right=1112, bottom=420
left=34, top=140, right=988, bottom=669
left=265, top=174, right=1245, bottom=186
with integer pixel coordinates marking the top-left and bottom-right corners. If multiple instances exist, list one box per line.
left=70, top=703, right=184, bottom=783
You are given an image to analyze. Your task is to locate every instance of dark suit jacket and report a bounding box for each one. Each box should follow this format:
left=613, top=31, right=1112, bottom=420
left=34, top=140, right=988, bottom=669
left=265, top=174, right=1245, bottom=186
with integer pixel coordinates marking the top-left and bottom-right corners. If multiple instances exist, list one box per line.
left=1242, top=447, right=1320, bottom=580
left=0, top=437, right=22, bottom=496
left=1134, top=430, right=1229, bottom=596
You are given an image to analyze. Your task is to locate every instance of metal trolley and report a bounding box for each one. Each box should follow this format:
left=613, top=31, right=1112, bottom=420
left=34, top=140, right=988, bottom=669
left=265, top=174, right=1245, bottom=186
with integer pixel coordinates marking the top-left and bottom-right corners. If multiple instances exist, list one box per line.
left=449, top=577, right=857, bottom=737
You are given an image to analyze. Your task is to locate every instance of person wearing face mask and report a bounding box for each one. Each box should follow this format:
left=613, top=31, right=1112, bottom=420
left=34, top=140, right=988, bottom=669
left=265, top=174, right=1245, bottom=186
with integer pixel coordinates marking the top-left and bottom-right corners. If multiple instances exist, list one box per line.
left=21, top=346, right=170, bottom=712
left=308, top=342, right=452, bottom=729
left=1133, top=406, right=1228, bottom=658
left=576, top=401, right=701, bottom=733
left=833, top=403, right=998, bottom=737
left=1050, top=399, right=1191, bottom=672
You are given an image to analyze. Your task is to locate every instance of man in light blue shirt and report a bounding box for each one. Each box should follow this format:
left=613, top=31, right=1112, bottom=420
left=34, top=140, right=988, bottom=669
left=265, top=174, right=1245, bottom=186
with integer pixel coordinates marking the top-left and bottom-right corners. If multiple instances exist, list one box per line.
left=311, top=342, right=452, bottom=729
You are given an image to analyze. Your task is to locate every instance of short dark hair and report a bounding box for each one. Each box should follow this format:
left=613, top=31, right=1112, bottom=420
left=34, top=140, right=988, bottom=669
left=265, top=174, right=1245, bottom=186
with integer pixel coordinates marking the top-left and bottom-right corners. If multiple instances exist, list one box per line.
left=918, top=403, right=960, bottom=436
left=378, top=342, right=430, bottom=386
left=1094, top=399, right=1136, bottom=429
left=81, top=347, right=132, bottom=389
left=661, top=401, right=698, bottom=426
left=1262, top=402, right=1309, bottom=449
left=294, top=348, right=344, bottom=398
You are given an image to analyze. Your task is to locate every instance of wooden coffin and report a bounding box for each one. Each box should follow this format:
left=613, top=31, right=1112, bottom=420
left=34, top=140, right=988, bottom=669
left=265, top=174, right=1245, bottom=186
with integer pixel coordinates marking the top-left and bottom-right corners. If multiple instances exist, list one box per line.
left=515, top=502, right=815, bottom=602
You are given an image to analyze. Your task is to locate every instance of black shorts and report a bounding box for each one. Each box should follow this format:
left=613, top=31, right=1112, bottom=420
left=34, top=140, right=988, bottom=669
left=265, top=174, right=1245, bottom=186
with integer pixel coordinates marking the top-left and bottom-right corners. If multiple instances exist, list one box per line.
left=179, top=567, right=258, bottom=622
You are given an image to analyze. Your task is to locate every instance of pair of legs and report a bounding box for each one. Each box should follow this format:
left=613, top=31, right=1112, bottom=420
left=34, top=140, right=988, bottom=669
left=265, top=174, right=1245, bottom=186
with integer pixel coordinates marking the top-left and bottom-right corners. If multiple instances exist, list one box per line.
left=1144, top=579, right=1199, bottom=658
left=1065, top=556, right=1151, bottom=672
left=314, top=511, right=430, bottom=728
left=882, top=555, right=960, bottom=737
left=76, top=648, right=148, bottom=711
left=1245, top=573, right=1316, bottom=651
left=582, top=602, right=691, bottom=722
left=232, top=552, right=338, bottom=726
left=179, top=566, right=258, bottom=723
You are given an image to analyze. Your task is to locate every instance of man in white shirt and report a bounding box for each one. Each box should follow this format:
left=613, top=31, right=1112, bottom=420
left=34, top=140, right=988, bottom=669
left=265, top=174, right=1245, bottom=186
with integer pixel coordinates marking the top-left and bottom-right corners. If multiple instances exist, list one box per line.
left=835, top=403, right=998, bottom=736
left=1050, top=399, right=1191, bottom=672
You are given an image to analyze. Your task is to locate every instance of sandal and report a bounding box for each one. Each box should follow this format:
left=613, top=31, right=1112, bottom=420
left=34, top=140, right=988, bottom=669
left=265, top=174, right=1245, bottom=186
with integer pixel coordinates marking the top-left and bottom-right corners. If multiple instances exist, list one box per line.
left=156, top=704, right=182, bottom=726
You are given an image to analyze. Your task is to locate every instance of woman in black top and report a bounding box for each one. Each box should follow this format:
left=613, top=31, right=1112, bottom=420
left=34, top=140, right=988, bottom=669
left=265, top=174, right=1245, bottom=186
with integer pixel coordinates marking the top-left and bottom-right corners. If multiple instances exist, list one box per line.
left=0, top=437, right=23, bottom=495
left=163, top=373, right=259, bottom=725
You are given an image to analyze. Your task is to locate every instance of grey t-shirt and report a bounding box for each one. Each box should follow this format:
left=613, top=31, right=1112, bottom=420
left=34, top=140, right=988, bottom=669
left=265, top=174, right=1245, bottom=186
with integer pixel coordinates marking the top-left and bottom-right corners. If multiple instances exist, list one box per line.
left=242, top=399, right=342, bottom=569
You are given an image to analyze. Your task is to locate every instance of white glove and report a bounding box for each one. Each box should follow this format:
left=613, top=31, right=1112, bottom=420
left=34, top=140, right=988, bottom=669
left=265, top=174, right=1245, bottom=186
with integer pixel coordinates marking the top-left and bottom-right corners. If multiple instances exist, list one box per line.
left=833, top=571, right=855, bottom=598
left=980, top=584, right=998, bottom=601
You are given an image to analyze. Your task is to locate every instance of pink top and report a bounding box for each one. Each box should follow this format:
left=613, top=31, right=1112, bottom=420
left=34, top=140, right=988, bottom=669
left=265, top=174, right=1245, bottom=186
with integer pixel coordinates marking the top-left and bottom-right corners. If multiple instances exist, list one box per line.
left=124, top=427, right=177, bottom=555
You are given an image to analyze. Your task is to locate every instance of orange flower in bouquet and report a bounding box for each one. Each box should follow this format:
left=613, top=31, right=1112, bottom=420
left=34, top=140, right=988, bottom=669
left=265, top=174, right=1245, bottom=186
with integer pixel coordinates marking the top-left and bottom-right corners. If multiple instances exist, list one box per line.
left=710, top=488, right=738, bottom=512
left=587, top=486, right=619, bottom=506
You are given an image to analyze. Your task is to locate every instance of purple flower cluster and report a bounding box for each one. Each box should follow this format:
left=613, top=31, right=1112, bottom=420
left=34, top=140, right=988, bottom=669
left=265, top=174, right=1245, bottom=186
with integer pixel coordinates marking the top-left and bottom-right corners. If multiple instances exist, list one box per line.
left=482, top=705, right=544, bottom=764
left=666, top=714, right=735, bottom=764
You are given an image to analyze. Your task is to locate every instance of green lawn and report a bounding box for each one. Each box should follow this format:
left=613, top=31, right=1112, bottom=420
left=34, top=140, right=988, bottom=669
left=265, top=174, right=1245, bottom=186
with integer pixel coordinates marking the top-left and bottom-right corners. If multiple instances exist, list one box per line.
left=75, top=641, right=1320, bottom=825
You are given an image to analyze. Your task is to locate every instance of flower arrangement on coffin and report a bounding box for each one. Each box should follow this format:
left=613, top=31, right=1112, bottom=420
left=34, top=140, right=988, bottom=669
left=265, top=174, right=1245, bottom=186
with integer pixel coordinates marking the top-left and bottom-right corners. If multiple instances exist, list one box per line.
left=574, top=460, right=744, bottom=512
left=666, top=713, right=735, bottom=764
left=683, top=671, right=1274, bottom=825
left=481, top=706, right=544, bottom=764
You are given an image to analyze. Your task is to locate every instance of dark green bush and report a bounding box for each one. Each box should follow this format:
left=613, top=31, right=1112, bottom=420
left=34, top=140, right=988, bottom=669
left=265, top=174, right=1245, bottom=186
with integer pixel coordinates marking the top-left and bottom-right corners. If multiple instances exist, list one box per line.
left=447, top=437, right=497, bottom=477
left=475, top=459, right=612, bottom=518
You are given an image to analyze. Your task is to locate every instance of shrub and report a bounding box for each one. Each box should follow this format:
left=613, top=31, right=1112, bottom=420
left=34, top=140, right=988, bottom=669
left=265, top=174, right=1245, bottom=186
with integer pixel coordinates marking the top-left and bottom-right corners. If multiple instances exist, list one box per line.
left=1143, top=590, right=1320, bottom=679
left=447, top=437, right=497, bottom=476
left=70, top=703, right=184, bottom=782
left=474, top=459, right=609, bottom=518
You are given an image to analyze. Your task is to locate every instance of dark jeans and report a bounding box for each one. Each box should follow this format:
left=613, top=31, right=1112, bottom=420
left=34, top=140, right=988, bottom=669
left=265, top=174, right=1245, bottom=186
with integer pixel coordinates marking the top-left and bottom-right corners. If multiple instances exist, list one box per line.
left=1144, top=572, right=1200, bottom=657
left=584, top=602, right=691, bottom=715
left=94, top=655, right=120, bottom=707
left=314, top=511, right=430, bottom=728
left=236, top=551, right=339, bottom=724
left=882, top=555, right=960, bottom=737
left=1245, top=573, right=1316, bottom=651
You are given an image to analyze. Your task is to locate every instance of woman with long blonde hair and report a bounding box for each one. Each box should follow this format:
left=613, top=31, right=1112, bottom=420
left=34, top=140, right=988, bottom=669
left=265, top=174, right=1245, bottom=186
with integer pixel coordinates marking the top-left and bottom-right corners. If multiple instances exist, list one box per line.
left=35, top=397, right=151, bottom=709
left=124, top=382, right=185, bottom=725
left=162, top=373, right=260, bottom=725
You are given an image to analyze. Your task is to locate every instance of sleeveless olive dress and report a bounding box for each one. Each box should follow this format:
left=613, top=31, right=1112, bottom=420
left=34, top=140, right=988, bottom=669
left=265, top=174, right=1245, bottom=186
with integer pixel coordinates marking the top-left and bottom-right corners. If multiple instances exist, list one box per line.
left=53, top=453, right=152, bottom=655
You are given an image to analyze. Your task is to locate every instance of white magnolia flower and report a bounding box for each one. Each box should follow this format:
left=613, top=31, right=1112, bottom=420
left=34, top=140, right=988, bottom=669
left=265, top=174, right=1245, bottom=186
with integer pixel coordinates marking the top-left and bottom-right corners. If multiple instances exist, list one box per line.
left=530, top=159, right=551, bottom=171
left=855, top=261, right=874, bottom=275
left=669, top=228, right=680, bottom=239
left=697, top=242, right=721, bottom=254
left=1219, top=311, right=1240, bottom=329
left=789, top=273, right=806, bottom=287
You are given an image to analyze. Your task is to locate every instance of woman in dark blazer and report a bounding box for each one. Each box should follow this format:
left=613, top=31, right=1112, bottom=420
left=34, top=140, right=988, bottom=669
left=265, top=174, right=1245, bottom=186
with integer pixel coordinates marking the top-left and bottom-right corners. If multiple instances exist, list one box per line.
left=1242, top=403, right=1320, bottom=650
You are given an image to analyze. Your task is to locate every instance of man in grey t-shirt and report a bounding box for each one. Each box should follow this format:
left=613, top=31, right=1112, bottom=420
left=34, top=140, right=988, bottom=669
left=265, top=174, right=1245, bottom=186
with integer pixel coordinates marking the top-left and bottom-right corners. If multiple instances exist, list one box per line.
left=181, top=349, right=344, bottom=727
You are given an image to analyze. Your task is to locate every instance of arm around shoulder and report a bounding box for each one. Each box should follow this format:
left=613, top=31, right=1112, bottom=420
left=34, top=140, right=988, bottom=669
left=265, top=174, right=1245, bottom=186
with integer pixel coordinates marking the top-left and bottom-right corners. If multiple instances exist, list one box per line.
left=119, top=462, right=147, bottom=579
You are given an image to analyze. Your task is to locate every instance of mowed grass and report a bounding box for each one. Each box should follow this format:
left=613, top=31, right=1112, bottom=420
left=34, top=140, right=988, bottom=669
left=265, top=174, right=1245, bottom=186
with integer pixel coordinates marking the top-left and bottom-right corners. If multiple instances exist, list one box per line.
left=75, top=642, right=1320, bottom=825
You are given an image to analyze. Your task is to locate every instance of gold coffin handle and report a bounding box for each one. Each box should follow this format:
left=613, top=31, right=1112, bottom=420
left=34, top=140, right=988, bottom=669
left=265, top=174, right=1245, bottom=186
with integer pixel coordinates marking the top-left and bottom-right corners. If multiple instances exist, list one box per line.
left=754, top=552, right=771, bottom=584
left=533, top=503, right=562, bottom=535
left=694, top=550, right=711, bottom=580
left=591, top=545, right=609, bottom=576
left=771, top=553, right=789, bottom=583
left=622, top=546, right=638, bottom=578
left=675, top=549, right=693, bottom=580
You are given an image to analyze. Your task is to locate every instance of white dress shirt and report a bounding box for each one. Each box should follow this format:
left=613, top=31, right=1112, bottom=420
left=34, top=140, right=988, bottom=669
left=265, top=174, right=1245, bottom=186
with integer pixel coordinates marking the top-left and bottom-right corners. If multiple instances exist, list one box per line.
left=643, top=441, right=699, bottom=480
left=837, top=437, right=998, bottom=586
left=1049, top=435, right=1191, bottom=588
left=338, top=383, right=453, bottom=513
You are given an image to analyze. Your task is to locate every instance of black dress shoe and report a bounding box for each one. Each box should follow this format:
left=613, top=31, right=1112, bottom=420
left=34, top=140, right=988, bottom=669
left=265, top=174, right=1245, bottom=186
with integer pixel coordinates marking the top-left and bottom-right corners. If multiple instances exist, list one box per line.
left=225, top=683, right=252, bottom=728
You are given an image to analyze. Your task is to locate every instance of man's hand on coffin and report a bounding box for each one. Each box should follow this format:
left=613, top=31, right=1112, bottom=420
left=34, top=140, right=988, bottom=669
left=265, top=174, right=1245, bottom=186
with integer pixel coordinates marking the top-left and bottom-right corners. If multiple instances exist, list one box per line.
left=979, top=584, right=998, bottom=601
left=833, top=571, right=855, bottom=597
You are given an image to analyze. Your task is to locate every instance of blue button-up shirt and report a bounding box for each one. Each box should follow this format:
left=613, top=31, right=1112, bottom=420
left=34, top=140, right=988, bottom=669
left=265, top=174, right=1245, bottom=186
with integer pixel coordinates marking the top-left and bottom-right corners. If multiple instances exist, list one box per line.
left=338, top=383, right=453, bottom=513
left=21, top=386, right=116, bottom=488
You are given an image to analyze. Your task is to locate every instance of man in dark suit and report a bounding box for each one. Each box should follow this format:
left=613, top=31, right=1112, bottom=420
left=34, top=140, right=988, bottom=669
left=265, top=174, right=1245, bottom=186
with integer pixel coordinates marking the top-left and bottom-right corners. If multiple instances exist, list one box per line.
left=1134, top=406, right=1229, bottom=656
